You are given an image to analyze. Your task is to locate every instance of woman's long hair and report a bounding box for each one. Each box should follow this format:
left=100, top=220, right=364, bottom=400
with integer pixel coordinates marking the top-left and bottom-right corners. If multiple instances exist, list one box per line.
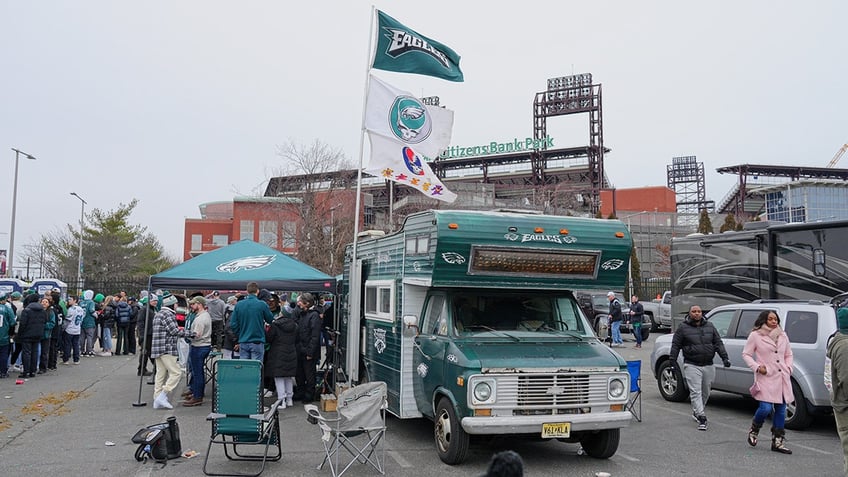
left=752, top=309, right=780, bottom=331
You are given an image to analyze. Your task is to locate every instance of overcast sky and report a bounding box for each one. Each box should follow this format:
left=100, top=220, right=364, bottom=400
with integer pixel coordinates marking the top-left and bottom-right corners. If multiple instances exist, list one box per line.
left=1, top=1, right=846, bottom=267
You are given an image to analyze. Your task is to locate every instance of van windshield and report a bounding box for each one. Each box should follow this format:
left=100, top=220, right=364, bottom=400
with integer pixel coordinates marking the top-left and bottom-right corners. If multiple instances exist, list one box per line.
left=450, top=292, right=590, bottom=336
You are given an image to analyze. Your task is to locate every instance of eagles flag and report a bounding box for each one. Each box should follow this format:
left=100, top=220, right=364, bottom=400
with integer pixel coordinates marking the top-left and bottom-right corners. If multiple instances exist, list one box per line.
left=364, top=75, right=457, bottom=203
left=372, top=10, right=464, bottom=82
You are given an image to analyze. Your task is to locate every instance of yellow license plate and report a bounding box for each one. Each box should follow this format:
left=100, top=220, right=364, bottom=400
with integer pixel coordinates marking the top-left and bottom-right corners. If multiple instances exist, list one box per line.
left=541, top=422, right=571, bottom=438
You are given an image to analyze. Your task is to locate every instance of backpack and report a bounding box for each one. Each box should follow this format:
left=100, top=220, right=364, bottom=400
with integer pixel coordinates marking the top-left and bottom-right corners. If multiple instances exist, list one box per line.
left=132, top=416, right=182, bottom=464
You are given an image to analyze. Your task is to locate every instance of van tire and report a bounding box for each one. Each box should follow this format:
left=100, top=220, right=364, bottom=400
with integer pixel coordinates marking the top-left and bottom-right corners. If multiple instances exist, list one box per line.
left=647, top=313, right=660, bottom=332
left=434, top=397, right=469, bottom=465
left=579, top=428, right=620, bottom=459
left=785, top=379, right=813, bottom=430
left=657, top=360, right=688, bottom=402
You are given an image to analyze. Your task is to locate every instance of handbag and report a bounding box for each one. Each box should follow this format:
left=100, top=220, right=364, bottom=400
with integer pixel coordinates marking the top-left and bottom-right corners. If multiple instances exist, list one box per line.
left=749, top=379, right=761, bottom=396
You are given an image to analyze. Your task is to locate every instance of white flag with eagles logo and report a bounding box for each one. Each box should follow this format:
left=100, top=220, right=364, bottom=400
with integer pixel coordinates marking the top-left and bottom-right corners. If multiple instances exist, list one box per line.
left=364, top=75, right=453, bottom=160
left=364, top=75, right=456, bottom=203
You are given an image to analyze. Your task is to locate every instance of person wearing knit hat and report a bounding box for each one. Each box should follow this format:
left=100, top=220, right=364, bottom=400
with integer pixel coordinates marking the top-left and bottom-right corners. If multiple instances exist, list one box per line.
left=150, top=292, right=195, bottom=410
left=80, top=291, right=98, bottom=357
left=828, top=307, right=848, bottom=474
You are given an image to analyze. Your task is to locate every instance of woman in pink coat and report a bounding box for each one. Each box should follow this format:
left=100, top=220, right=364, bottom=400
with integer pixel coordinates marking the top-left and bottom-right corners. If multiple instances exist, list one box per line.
left=742, top=310, right=794, bottom=454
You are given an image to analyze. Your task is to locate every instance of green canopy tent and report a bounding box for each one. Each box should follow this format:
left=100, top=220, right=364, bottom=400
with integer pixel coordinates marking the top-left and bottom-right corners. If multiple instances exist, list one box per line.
left=149, top=239, right=336, bottom=292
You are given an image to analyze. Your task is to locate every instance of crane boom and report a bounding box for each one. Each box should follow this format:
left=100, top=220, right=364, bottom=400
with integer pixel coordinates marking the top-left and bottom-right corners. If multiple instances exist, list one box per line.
left=827, top=143, right=848, bottom=168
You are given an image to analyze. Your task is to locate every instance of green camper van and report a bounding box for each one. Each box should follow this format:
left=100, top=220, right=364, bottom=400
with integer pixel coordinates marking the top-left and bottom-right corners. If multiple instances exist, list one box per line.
left=340, top=210, right=633, bottom=464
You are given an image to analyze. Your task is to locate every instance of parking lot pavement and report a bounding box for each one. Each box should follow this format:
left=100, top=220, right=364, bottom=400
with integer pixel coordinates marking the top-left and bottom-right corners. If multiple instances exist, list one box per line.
left=1, top=335, right=845, bottom=476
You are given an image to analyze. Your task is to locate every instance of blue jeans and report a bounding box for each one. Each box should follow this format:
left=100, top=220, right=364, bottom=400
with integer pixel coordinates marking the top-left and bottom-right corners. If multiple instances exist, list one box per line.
left=188, top=345, right=211, bottom=399
left=754, top=400, right=787, bottom=429
left=239, top=342, right=264, bottom=362
left=611, top=320, right=623, bottom=344
left=63, top=333, right=81, bottom=363
left=102, top=326, right=112, bottom=352
left=633, top=323, right=642, bottom=346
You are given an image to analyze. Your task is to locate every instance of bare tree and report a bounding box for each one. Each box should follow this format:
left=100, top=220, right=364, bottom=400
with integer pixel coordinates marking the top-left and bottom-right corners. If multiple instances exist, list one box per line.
left=272, top=139, right=355, bottom=275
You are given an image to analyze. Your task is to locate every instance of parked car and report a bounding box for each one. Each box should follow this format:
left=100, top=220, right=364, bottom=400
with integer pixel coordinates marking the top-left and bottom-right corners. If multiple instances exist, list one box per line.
left=575, top=291, right=651, bottom=342
left=641, top=290, right=672, bottom=331
left=649, top=300, right=837, bottom=429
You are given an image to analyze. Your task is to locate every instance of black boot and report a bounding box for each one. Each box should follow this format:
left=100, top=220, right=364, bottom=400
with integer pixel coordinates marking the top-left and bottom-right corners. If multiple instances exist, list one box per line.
left=747, top=420, right=761, bottom=447
left=771, top=427, right=792, bottom=454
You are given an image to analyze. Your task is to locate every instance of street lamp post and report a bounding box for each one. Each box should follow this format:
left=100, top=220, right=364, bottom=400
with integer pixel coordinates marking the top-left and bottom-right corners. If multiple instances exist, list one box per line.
left=9, top=148, right=36, bottom=278
left=70, top=192, right=87, bottom=294
left=621, top=211, right=648, bottom=297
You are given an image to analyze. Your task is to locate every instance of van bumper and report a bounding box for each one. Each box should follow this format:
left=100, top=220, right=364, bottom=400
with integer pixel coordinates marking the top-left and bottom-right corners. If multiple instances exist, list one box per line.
left=460, top=411, right=632, bottom=435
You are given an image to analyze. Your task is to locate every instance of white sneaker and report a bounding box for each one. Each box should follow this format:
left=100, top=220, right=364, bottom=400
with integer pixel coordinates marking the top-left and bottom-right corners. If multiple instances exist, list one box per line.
left=286, top=397, right=294, bottom=407
left=154, top=392, right=173, bottom=410
left=275, top=398, right=286, bottom=410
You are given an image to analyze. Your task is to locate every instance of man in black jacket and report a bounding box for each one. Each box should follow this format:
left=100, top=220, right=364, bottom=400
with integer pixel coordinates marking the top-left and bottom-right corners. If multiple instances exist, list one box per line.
left=669, top=305, right=731, bottom=431
left=17, top=294, right=46, bottom=378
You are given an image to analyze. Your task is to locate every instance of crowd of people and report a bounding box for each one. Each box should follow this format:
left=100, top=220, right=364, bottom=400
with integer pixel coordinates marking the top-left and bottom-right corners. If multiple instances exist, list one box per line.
left=0, top=284, right=335, bottom=415
left=0, top=288, right=142, bottom=379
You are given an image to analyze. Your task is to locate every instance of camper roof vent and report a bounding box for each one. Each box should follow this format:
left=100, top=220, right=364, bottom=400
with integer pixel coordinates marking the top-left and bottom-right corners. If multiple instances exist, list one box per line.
left=357, top=230, right=386, bottom=240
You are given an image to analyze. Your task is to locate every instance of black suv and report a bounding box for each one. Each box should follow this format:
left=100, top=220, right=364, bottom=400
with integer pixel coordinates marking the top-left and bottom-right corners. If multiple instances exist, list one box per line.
left=575, top=291, right=651, bottom=342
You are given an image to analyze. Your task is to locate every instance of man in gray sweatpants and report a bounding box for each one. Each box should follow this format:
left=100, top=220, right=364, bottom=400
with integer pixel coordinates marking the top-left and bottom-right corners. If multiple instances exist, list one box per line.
left=668, top=305, right=731, bottom=431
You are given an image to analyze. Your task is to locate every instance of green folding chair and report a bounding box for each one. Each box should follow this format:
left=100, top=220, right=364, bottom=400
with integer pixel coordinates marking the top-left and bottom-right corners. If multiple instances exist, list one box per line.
left=203, top=359, right=282, bottom=477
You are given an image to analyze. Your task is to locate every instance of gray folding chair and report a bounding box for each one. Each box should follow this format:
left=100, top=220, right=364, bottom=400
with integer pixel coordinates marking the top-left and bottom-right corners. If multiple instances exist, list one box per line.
left=305, top=381, right=388, bottom=477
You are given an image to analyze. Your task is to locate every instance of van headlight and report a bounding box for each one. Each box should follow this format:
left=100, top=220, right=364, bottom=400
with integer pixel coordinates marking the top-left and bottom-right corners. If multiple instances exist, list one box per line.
left=470, top=378, right=496, bottom=405
left=609, top=378, right=626, bottom=399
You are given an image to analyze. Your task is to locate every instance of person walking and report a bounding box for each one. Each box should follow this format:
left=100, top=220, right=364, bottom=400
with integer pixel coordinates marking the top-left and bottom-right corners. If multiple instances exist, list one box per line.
left=668, top=304, right=731, bottom=431
left=151, top=294, right=194, bottom=410
left=182, top=296, right=211, bottom=407
left=62, top=295, right=84, bottom=365
left=742, top=310, right=793, bottom=454
left=629, top=295, right=644, bottom=349
left=607, top=292, right=623, bottom=347
left=828, top=307, right=848, bottom=474
left=228, top=282, right=273, bottom=362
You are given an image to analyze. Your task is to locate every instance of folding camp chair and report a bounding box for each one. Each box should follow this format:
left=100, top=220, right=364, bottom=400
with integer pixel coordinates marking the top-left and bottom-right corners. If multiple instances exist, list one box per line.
left=625, top=360, right=642, bottom=422
left=203, top=359, right=282, bottom=477
left=305, top=381, right=388, bottom=477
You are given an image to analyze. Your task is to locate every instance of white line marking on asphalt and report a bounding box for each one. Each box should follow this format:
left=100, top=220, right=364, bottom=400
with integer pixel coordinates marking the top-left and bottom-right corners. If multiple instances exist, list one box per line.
left=792, top=442, right=832, bottom=455
left=616, top=452, right=640, bottom=462
left=389, top=450, right=412, bottom=467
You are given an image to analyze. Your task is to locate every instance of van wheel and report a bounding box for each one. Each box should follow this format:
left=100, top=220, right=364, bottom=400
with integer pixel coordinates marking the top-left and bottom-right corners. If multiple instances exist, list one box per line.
left=785, top=380, right=813, bottom=430
left=434, top=397, right=469, bottom=465
left=579, top=429, right=620, bottom=459
left=657, top=360, right=688, bottom=402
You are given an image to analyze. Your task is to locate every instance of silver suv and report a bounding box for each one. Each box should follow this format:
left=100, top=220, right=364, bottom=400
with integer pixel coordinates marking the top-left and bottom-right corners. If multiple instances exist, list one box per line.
left=649, top=300, right=837, bottom=429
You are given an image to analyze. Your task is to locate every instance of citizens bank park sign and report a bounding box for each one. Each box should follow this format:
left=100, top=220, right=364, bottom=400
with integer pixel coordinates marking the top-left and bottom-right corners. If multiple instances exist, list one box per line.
left=436, top=135, right=555, bottom=160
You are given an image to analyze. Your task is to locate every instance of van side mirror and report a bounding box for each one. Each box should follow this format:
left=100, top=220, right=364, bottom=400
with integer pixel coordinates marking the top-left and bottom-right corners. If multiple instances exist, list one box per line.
left=403, top=315, right=419, bottom=336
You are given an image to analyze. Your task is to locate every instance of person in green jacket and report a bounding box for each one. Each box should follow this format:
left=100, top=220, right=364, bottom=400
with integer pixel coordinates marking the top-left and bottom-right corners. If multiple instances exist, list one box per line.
left=0, top=293, right=16, bottom=378
left=229, top=282, right=273, bottom=362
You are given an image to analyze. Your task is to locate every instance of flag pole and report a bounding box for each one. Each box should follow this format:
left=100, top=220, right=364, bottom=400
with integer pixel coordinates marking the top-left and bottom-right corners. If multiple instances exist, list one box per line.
left=345, top=5, right=377, bottom=383
left=351, top=5, right=376, bottom=268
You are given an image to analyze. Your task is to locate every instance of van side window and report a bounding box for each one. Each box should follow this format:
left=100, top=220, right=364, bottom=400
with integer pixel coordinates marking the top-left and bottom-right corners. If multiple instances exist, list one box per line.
left=422, top=296, right=448, bottom=336
left=784, top=311, right=818, bottom=344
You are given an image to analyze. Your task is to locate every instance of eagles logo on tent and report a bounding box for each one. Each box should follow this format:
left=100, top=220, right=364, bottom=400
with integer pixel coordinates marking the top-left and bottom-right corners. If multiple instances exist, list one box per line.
left=216, top=255, right=276, bottom=273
